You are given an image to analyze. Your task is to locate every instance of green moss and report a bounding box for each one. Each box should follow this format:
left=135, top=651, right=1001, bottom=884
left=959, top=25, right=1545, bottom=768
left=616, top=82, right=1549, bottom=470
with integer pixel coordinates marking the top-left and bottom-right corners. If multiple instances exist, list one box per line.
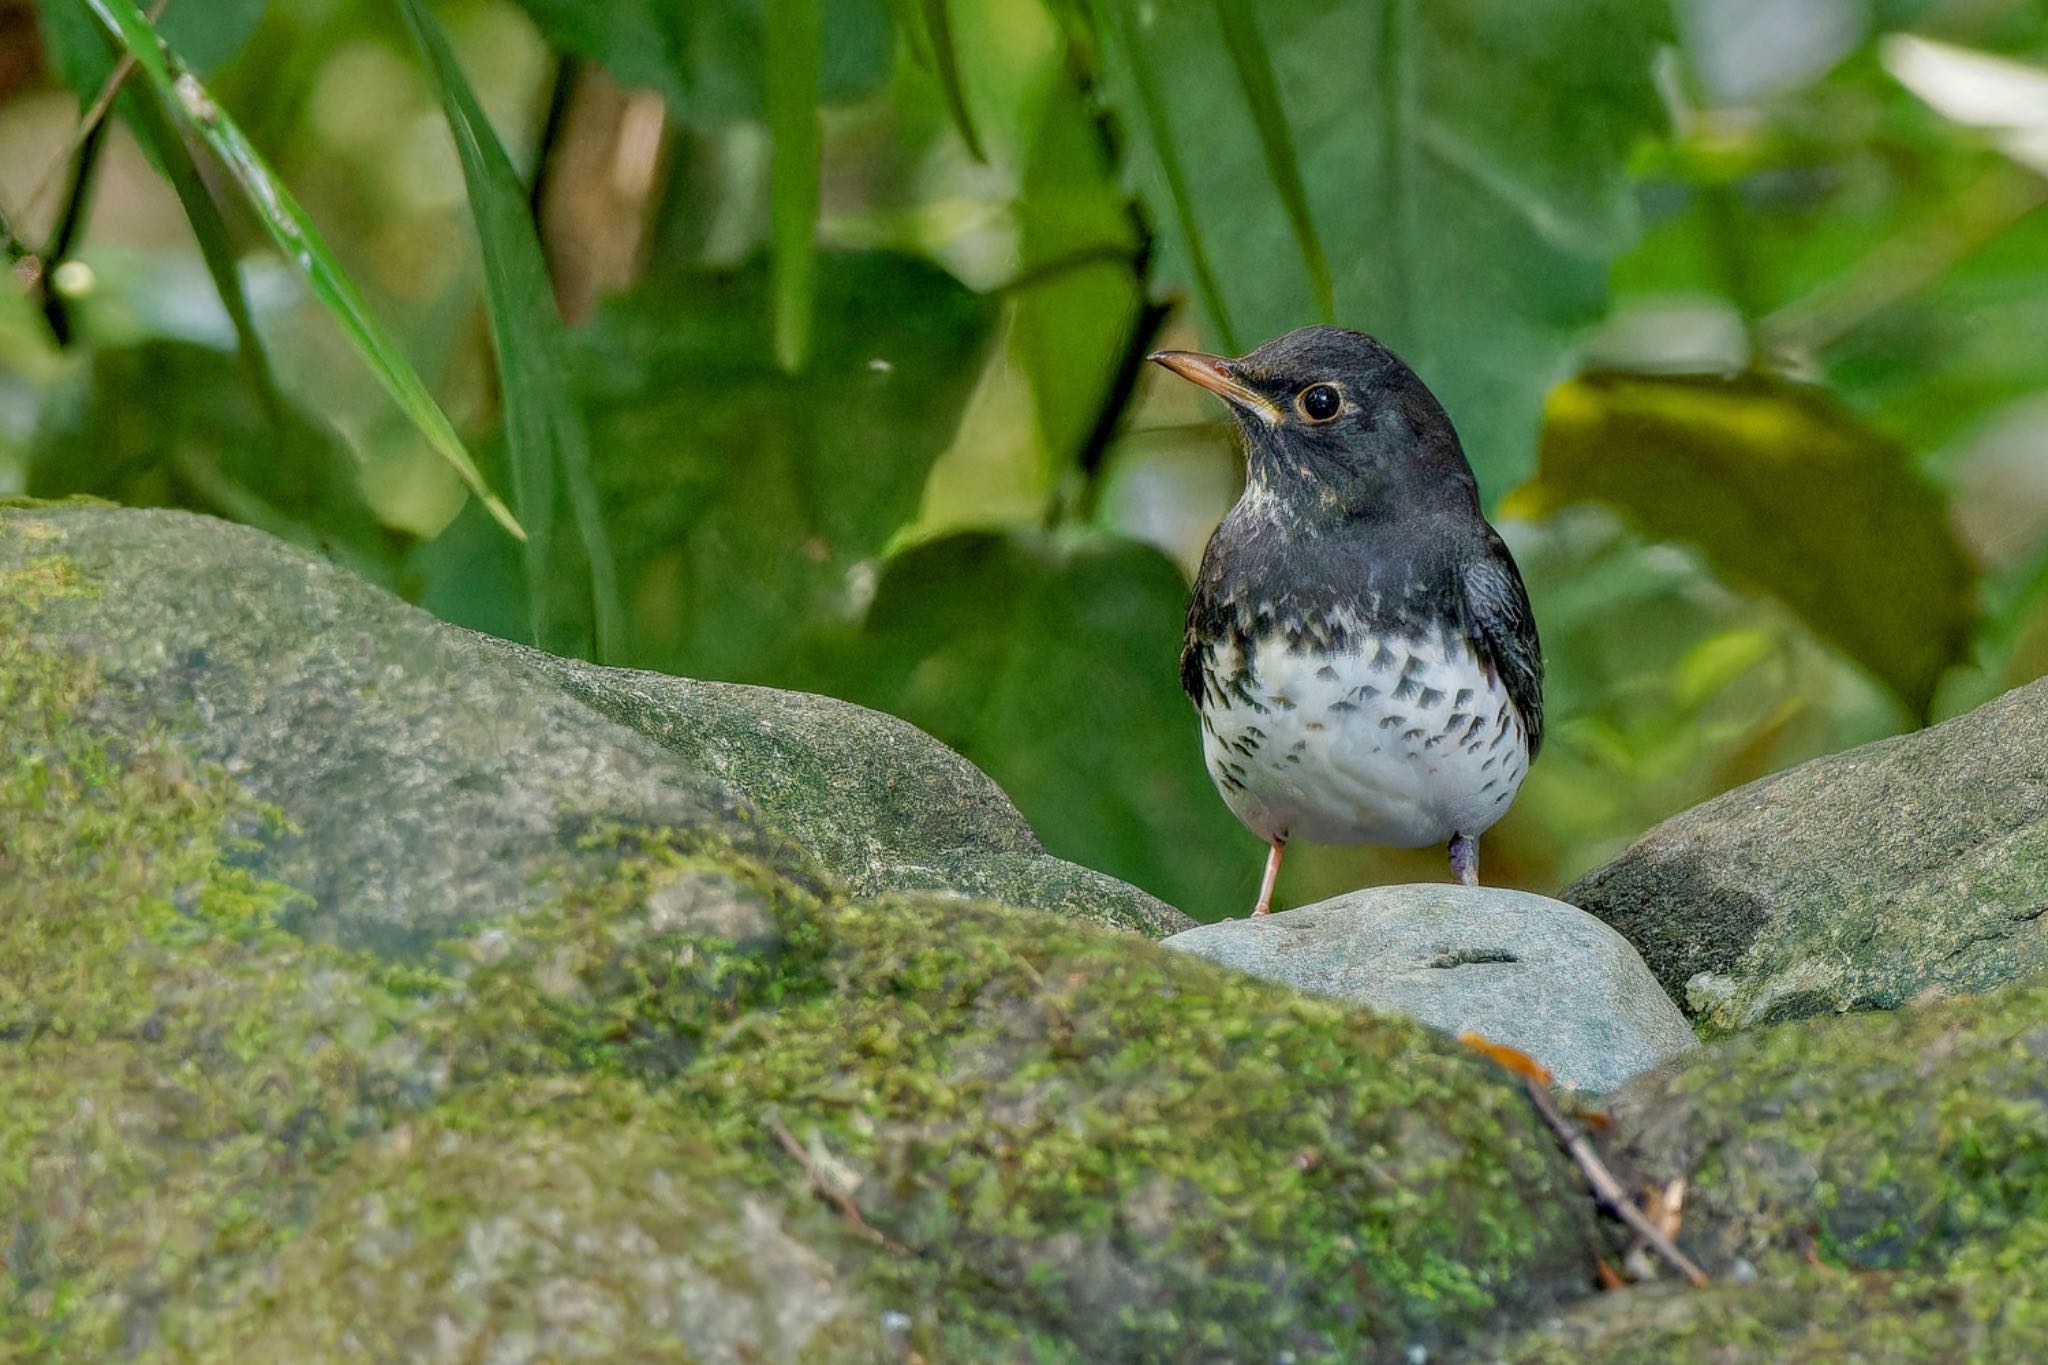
left=1604, top=975, right=2048, bottom=1279
left=0, top=547, right=384, bottom=1356
left=659, top=895, right=1598, bottom=1360
left=405, top=826, right=832, bottom=1084
left=1, top=519, right=1602, bottom=1359
left=1474, top=975, right=2048, bottom=1359
left=1492, top=1234, right=2048, bottom=1362
left=180, top=1076, right=889, bottom=1361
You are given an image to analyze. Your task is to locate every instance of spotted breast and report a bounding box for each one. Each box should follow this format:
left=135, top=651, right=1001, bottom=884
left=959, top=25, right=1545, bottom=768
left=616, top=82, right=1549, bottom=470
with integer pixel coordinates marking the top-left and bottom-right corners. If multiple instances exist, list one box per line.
left=1194, top=622, right=1531, bottom=849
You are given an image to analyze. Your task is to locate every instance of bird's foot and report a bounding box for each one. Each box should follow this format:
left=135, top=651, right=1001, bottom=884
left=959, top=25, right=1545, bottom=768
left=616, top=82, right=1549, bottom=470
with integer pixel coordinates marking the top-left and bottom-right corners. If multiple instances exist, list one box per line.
left=1449, top=833, right=1479, bottom=887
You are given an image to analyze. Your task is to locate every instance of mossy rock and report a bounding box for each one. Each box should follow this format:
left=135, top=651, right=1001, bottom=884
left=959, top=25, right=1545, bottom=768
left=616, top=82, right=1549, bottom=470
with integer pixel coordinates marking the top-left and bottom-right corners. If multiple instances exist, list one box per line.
left=1483, top=975, right=2048, bottom=1361
left=1567, top=678, right=2048, bottom=1034
left=1493, top=1254, right=2045, bottom=1363
left=1, top=504, right=1606, bottom=1359
left=1605, top=973, right=2048, bottom=1278
left=492, top=639, right=1188, bottom=935
left=0, top=502, right=1180, bottom=942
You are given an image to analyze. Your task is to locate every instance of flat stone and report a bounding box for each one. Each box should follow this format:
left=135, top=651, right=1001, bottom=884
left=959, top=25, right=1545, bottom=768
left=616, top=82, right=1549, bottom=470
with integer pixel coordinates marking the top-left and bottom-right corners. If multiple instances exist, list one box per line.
left=1163, top=885, right=1695, bottom=1093
left=1567, top=676, right=2048, bottom=1034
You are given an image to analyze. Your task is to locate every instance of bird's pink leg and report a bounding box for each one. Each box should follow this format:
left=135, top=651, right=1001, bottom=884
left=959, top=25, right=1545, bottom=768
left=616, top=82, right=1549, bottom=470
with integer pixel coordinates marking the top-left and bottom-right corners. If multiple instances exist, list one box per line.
left=1449, top=833, right=1479, bottom=887
left=1252, top=838, right=1286, bottom=916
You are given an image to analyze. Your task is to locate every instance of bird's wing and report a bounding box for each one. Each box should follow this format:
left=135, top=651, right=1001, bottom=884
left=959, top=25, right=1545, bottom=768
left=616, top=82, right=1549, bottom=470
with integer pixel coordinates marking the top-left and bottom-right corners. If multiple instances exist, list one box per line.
left=1179, top=627, right=1206, bottom=705
left=1460, top=535, right=1544, bottom=759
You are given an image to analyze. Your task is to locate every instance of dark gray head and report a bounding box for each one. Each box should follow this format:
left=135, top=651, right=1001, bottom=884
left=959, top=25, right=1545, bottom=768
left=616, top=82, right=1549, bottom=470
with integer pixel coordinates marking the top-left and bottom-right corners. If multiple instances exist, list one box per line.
left=1149, top=326, right=1480, bottom=530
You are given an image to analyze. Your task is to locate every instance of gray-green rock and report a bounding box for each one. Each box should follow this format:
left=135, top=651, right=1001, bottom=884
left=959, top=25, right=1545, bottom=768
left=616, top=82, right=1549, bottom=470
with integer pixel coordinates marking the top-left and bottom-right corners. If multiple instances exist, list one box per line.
left=1568, top=677, right=2048, bottom=1034
left=0, top=501, right=1177, bottom=942
left=0, top=502, right=1605, bottom=1360
left=1489, top=972, right=2048, bottom=1361
left=493, top=640, right=1188, bottom=935
left=1162, top=886, right=1696, bottom=1093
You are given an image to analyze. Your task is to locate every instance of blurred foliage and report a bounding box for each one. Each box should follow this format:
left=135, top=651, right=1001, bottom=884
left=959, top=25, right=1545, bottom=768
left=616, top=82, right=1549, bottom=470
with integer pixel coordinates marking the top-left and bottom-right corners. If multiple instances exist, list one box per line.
left=1517, top=369, right=1974, bottom=713
left=3, top=0, right=2046, bottom=918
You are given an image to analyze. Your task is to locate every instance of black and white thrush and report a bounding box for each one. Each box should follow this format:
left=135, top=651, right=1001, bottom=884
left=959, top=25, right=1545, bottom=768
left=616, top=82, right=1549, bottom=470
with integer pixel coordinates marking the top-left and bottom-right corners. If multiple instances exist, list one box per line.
left=1151, top=326, right=1543, bottom=917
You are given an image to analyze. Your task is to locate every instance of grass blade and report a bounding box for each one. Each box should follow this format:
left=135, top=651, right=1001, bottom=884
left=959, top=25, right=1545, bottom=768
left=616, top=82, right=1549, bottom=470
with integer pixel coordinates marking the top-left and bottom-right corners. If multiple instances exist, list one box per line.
left=764, top=0, right=821, bottom=373
left=118, top=83, right=290, bottom=434
left=1209, top=0, right=1331, bottom=320
left=922, top=0, right=986, bottom=162
left=1093, top=0, right=1237, bottom=352
left=78, top=0, right=525, bottom=541
left=398, top=0, right=622, bottom=659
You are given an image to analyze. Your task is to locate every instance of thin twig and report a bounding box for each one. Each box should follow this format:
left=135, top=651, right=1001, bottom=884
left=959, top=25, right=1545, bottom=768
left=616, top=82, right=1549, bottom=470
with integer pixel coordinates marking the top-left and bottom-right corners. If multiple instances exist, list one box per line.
left=1519, top=1075, right=1710, bottom=1288
left=14, top=0, right=172, bottom=225
left=763, top=1108, right=909, bottom=1255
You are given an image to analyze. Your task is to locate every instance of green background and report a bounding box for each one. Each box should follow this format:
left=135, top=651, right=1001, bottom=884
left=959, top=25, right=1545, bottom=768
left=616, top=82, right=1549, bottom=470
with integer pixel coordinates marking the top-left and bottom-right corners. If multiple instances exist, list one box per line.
left=2, top=0, right=2044, bottom=919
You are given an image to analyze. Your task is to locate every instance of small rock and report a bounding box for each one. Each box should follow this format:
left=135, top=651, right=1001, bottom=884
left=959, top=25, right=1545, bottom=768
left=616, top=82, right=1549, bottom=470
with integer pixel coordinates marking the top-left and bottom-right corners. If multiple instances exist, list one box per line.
left=1163, top=885, right=1694, bottom=1093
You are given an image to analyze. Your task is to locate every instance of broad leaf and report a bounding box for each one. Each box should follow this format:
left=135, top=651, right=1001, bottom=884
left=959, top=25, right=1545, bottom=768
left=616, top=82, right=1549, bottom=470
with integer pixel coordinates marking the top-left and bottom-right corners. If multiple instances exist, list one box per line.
left=1085, top=0, right=1667, bottom=493
left=840, top=528, right=1249, bottom=916
left=558, top=250, right=997, bottom=681
left=1515, top=370, right=1976, bottom=715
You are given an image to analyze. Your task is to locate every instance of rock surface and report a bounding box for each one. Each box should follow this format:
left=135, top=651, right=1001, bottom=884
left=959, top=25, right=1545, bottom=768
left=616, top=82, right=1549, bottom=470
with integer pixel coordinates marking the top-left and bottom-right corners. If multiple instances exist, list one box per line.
left=1568, top=678, right=2048, bottom=1034
left=494, top=640, right=1187, bottom=935
left=1163, top=886, right=1695, bottom=1093
left=0, top=502, right=1599, bottom=1360
left=0, top=502, right=1181, bottom=943
left=1489, top=971, right=2048, bottom=1360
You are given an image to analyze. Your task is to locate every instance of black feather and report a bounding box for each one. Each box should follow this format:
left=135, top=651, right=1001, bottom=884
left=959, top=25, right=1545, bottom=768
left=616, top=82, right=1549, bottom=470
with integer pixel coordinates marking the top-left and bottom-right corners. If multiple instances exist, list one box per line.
left=1459, top=529, right=1544, bottom=759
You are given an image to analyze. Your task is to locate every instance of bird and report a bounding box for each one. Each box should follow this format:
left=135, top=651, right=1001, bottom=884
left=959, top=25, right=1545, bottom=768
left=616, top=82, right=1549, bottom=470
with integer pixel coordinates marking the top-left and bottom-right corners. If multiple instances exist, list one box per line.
left=1149, top=326, right=1543, bottom=918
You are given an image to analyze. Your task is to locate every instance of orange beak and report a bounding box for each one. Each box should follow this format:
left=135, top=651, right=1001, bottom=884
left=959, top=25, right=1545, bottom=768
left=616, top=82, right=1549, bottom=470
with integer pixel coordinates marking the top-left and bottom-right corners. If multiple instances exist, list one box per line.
left=1147, top=350, right=1282, bottom=425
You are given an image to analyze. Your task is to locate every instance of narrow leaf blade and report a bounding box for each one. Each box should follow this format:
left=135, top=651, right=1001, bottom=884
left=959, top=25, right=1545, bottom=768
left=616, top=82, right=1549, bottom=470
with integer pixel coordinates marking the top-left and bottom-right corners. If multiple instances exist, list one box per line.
left=1090, top=0, right=1237, bottom=352
left=78, top=0, right=525, bottom=541
left=117, top=83, right=290, bottom=435
left=921, top=0, right=986, bottom=162
left=1209, top=0, right=1331, bottom=319
left=764, top=0, right=821, bottom=373
left=400, top=0, right=623, bottom=658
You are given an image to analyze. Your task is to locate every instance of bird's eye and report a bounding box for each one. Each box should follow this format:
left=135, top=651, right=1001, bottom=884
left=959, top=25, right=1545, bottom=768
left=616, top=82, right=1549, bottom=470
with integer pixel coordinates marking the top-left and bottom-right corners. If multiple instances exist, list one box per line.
left=1298, top=383, right=1342, bottom=422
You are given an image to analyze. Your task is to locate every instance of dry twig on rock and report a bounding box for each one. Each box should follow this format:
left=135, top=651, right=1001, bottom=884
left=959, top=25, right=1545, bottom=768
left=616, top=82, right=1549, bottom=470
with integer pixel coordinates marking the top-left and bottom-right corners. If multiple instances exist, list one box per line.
left=764, top=1107, right=910, bottom=1255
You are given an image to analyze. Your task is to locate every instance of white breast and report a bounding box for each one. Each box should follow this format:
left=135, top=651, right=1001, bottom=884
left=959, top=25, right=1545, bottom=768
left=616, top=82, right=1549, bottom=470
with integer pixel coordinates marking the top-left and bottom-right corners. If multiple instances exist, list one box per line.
left=1197, top=628, right=1530, bottom=848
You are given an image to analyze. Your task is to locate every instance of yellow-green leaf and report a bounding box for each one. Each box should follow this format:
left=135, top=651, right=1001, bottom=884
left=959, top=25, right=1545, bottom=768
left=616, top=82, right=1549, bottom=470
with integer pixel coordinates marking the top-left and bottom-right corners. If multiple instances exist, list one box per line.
left=1514, top=371, right=1976, bottom=715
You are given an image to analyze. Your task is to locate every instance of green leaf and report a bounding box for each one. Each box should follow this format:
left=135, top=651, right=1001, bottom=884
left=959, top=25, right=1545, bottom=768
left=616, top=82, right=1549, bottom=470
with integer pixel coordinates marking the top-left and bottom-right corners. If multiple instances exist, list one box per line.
left=503, top=0, right=892, bottom=123
left=838, top=528, right=1248, bottom=916
left=1514, top=370, right=1977, bottom=715
left=1085, top=0, right=1667, bottom=493
left=764, top=0, right=821, bottom=373
left=115, top=82, right=288, bottom=437
left=1089, top=0, right=1238, bottom=353
left=559, top=250, right=997, bottom=682
left=1010, top=63, right=1145, bottom=478
left=37, top=0, right=268, bottom=104
left=919, top=0, right=985, bottom=162
left=1208, top=1, right=1331, bottom=321
left=399, top=0, right=621, bottom=659
left=25, top=339, right=398, bottom=580
left=76, top=0, right=524, bottom=541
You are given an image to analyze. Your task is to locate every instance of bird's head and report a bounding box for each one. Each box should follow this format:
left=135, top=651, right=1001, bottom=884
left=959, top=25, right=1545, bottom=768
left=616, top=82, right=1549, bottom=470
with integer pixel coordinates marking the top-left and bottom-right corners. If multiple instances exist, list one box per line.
left=1148, top=326, right=1480, bottom=526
